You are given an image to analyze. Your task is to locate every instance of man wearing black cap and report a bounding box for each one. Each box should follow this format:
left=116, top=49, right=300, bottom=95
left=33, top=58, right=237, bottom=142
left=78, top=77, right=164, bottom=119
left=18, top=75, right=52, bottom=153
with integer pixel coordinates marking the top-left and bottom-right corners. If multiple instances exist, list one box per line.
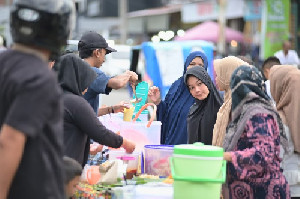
left=78, top=31, right=138, bottom=114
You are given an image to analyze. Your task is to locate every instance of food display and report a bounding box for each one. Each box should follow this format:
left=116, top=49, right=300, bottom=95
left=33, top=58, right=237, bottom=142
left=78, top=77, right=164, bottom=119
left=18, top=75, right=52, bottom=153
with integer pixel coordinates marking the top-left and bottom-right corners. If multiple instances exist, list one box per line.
left=73, top=183, right=114, bottom=199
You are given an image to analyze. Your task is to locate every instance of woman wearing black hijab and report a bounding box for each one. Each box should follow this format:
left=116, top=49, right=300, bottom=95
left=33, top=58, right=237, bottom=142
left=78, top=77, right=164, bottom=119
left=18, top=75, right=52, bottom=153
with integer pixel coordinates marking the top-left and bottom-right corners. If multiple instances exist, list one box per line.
left=53, top=54, right=135, bottom=166
left=184, top=66, right=223, bottom=145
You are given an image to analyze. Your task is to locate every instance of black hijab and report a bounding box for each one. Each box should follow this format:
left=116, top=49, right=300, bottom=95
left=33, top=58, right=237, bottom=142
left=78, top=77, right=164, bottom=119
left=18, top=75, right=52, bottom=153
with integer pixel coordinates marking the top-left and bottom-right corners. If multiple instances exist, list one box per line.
left=184, top=66, right=223, bottom=145
left=53, top=53, right=97, bottom=96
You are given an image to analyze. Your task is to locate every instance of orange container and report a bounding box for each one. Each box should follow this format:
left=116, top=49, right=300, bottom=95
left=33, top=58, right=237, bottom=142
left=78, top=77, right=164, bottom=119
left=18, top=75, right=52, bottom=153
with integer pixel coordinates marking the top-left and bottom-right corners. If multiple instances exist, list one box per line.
left=86, top=165, right=101, bottom=185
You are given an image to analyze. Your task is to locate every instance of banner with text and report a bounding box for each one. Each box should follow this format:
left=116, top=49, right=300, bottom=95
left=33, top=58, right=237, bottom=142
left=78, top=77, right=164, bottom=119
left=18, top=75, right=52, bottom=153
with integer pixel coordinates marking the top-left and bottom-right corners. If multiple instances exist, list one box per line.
left=261, top=0, right=290, bottom=59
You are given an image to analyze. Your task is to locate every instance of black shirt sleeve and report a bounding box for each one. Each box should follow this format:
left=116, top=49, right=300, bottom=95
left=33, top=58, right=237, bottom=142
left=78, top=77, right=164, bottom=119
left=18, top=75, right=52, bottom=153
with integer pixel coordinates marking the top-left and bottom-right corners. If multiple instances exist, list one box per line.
left=69, top=96, right=123, bottom=148
left=5, top=71, right=59, bottom=137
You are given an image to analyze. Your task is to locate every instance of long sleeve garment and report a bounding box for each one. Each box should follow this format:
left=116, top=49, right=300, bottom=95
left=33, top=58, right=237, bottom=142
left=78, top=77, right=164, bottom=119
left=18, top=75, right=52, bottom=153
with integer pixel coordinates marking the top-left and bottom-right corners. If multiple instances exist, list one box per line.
left=157, top=51, right=208, bottom=145
left=63, top=93, right=123, bottom=166
left=227, top=113, right=290, bottom=199
left=157, top=77, right=194, bottom=145
left=280, top=125, right=300, bottom=197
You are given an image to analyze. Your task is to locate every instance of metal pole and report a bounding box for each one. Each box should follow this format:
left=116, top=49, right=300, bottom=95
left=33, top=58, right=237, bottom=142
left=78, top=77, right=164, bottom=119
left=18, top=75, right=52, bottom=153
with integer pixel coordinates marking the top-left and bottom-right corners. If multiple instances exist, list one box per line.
left=218, top=0, right=226, bottom=56
left=119, top=0, right=128, bottom=44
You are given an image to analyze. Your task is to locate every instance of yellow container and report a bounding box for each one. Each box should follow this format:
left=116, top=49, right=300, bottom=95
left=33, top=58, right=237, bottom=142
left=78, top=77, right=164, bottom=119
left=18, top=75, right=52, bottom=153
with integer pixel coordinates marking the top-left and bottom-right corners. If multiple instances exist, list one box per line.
left=123, top=107, right=134, bottom=121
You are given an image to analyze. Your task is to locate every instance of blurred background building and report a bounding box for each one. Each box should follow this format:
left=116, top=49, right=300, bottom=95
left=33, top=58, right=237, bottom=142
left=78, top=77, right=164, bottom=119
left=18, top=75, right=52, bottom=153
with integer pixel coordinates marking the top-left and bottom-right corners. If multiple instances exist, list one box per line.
left=70, top=0, right=299, bottom=56
left=0, top=0, right=299, bottom=59
left=0, top=0, right=298, bottom=104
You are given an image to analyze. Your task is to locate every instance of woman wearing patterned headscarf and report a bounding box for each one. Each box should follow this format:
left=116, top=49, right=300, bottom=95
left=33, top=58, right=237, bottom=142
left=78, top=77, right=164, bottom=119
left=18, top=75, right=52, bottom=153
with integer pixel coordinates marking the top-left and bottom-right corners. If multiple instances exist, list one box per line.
left=223, top=65, right=290, bottom=198
left=270, top=65, right=300, bottom=198
left=184, top=66, right=223, bottom=144
left=148, top=51, right=208, bottom=145
left=212, top=56, right=250, bottom=147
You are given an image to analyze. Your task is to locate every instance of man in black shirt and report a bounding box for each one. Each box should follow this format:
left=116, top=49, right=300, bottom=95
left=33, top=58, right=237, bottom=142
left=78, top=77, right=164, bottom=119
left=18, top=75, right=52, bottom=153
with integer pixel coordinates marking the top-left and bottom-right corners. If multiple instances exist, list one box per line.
left=0, top=0, right=73, bottom=198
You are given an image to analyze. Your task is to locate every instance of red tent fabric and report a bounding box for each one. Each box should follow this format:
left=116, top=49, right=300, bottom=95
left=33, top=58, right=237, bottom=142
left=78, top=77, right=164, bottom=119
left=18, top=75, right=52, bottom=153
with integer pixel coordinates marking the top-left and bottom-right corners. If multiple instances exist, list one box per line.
left=175, top=21, right=244, bottom=43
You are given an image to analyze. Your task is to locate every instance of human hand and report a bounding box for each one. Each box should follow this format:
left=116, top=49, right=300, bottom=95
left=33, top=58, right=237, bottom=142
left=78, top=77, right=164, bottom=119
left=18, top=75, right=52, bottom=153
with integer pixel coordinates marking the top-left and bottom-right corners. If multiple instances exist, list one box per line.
left=113, top=101, right=130, bottom=113
left=148, top=86, right=161, bottom=105
left=90, top=143, right=103, bottom=155
left=117, top=72, right=131, bottom=88
left=121, top=139, right=136, bottom=153
left=223, top=152, right=232, bottom=162
left=126, top=70, right=138, bottom=85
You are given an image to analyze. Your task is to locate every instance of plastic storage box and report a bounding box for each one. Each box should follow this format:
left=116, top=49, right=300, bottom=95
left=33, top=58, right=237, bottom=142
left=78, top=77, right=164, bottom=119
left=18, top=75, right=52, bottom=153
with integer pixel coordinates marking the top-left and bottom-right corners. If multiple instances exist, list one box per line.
left=144, top=145, right=174, bottom=176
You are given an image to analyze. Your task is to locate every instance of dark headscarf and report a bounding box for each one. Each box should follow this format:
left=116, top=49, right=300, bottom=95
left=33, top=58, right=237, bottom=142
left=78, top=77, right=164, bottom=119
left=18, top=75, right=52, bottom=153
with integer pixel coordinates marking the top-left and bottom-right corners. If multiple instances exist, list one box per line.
left=158, top=51, right=208, bottom=145
left=223, top=65, right=287, bottom=151
left=184, top=66, right=223, bottom=145
left=53, top=53, right=97, bottom=96
left=230, top=65, right=270, bottom=113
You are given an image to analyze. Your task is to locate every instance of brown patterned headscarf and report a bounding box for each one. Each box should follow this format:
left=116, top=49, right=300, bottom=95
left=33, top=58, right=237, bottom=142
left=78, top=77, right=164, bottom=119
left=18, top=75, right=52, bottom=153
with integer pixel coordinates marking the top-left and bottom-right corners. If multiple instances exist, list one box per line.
left=270, top=65, right=300, bottom=153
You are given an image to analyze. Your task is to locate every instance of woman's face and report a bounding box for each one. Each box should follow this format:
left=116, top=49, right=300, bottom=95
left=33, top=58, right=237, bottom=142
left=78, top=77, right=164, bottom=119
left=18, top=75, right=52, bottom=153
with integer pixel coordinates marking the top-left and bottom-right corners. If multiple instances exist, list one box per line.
left=187, top=57, right=204, bottom=70
left=214, top=71, right=224, bottom=91
left=187, top=76, right=210, bottom=100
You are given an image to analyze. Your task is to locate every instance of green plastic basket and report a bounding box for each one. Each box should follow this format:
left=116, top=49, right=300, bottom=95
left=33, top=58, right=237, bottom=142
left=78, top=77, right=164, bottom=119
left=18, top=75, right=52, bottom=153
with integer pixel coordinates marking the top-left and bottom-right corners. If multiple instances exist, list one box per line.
left=170, top=158, right=226, bottom=199
left=172, top=144, right=224, bottom=179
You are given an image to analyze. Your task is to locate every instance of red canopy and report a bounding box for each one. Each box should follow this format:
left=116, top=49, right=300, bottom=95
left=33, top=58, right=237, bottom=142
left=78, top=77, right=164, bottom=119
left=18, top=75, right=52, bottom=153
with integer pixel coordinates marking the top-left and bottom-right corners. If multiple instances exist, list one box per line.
left=175, top=21, right=244, bottom=43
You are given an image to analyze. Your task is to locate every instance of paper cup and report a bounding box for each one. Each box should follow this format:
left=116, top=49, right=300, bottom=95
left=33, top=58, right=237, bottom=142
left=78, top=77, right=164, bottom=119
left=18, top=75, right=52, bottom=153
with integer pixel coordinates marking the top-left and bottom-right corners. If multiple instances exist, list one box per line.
left=123, top=107, right=134, bottom=121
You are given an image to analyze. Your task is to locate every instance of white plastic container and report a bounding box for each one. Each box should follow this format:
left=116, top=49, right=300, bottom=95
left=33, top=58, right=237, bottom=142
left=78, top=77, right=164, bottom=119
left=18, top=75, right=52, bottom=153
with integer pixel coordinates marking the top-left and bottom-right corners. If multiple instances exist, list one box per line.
left=119, top=121, right=161, bottom=151
left=99, top=104, right=161, bottom=152
left=108, top=150, right=140, bottom=175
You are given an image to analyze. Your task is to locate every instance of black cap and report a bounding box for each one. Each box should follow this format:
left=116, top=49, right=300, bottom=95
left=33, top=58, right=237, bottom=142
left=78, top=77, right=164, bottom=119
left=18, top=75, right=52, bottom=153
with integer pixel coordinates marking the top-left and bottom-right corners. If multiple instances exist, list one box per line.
left=78, top=31, right=116, bottom=54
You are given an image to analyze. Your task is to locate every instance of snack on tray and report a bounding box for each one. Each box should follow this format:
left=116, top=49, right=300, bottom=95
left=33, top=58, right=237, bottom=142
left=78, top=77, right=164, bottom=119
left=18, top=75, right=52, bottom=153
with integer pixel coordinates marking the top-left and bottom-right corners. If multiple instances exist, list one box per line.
left=138, top=174, right=160, bottom=179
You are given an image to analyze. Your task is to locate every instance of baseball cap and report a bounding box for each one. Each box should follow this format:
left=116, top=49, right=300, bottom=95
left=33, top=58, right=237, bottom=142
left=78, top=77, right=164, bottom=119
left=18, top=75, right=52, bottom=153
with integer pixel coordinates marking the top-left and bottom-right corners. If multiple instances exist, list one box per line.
left=78, top=31, right=116, bottom=54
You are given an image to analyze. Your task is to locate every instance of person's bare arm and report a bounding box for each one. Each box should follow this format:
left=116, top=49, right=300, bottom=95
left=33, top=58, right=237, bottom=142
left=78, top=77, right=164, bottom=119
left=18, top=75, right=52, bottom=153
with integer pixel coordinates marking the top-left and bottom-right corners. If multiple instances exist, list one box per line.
left=97, top=101, right=130, bottom=117
left=0, top=125, right=26, bottom=199
left=107, top=71, right=138, bottom=89
left=107, top=73, right=131, bottom=89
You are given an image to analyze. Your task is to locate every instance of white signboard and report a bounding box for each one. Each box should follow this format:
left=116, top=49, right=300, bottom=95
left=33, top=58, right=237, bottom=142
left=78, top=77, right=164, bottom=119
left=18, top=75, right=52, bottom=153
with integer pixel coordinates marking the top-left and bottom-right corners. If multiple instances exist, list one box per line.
left=182, top=0, right=244, bottom=23
left=155, top=46, right=184, bottom=86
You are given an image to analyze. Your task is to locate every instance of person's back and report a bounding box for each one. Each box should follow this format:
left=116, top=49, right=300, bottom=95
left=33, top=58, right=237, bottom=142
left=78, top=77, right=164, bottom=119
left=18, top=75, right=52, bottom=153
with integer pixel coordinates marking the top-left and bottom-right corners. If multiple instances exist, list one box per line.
left=261, top=56, right=281, bottom=105
left=54, top=54, right=135, bottom=166
left=63, top=93, right=97, bottom=164
left=0, top=0, right=73, bottom=198
left=0, top=49, right=64, bottom=198
left=270, top=65, right=300, bottom=197
left=223, top=65, right=290, bottom=198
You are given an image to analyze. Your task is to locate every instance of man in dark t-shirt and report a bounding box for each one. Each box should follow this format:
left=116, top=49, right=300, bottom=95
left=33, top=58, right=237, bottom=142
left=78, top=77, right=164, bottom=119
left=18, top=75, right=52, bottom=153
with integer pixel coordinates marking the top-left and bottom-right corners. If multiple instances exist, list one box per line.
left=0, top=0, right=73, bottom=198
left=0, top=49, right=65, bottom=199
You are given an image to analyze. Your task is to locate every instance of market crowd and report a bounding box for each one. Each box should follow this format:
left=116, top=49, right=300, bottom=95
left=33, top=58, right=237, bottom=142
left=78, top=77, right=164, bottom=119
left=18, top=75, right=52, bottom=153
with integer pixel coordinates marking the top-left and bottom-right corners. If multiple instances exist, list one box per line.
left=0, top=0, right=299, bottom=199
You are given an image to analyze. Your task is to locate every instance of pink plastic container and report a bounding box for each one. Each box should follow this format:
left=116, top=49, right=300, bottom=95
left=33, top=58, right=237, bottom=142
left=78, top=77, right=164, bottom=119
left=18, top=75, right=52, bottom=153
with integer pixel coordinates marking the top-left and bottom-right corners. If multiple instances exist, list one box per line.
left=144, top=145, right=174, bottom=177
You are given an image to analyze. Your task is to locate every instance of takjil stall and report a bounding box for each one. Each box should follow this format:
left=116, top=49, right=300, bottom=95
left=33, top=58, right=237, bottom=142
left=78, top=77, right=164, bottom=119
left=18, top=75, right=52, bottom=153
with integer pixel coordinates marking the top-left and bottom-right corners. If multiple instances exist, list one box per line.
left=141, top=40, right=214, bottom=99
